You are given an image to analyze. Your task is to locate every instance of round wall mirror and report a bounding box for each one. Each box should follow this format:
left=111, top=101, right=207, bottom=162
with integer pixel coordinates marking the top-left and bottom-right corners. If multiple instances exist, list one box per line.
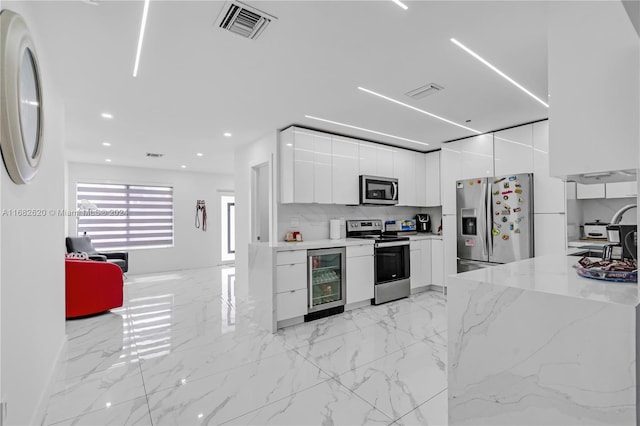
left=0, top=10, right=44, bottom=184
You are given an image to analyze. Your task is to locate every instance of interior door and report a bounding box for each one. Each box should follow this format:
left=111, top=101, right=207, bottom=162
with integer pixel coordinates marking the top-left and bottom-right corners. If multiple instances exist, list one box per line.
left=456, top=177, right=488, bottom=262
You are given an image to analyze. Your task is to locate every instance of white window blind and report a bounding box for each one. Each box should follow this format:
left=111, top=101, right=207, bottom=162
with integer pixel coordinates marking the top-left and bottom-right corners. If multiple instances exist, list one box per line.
left=76, top=183, right=174, bottom=250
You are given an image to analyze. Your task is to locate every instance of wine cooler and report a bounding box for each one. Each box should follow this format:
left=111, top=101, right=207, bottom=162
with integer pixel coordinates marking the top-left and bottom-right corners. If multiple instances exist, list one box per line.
left=306, top=247, right=346, bottom=318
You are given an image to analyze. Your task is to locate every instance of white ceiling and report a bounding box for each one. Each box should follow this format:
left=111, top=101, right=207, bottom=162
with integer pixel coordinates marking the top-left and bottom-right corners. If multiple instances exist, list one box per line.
left=16, top=0, right=548, bottom=174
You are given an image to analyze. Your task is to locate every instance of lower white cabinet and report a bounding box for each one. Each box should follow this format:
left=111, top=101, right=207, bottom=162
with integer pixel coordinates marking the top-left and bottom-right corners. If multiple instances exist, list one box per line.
left=410, top=240, right=432, bottom=289
left=276, top=249, right=307, bottom=322
left=276, top=289, right=307, bottom=321
left=346, top=245, right=374, bottom=304
left=431, top=239, right=445, bottom=287
left=276, top=263, right=306, bottom=293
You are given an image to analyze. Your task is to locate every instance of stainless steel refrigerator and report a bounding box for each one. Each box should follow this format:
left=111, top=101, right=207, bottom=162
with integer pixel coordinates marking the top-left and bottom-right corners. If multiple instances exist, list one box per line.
left=456, top=173, right=534, bottom=272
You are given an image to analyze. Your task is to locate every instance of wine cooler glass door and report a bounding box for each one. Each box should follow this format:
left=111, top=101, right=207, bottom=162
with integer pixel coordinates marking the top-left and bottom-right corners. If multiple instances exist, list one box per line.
left=308, top=247, right=346, bottom=313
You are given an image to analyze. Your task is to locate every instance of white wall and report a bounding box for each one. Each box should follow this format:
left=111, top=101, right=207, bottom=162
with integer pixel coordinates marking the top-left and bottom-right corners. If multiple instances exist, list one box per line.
left=278, top=204, right=441, bottom=241
left=233, top=132, right=278, bottom=301
left=1, top=2, right=66, bottom=423
left=67, top=162, right=233, bottom=274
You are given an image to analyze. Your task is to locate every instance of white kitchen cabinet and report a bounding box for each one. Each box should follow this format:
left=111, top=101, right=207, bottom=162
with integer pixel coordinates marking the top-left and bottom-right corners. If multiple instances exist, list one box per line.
left=576, top=183, right=605, bottom=199
left=410, top=240, right=432, bottom=289
left=359, top=141, right=394, bottom=179
left=533, top=121, right=565, bottom=214
left=394, top=148, right=416, bottom=206
left=415, top=152, right=427, bottom=207
left=534, top=213, right=567, bottom=257
left=442, top=215, right=457, bottom=287
left=431, top=239, right=444, bottom=287
left=606, top=181, right=638, bottom=199
left=280, top=127, right=332, bottom=204
left=359, top=142, right=378, bottom=176
left=410, top=242, right=423, bottom=289
left=425, top=151, right=441, bottom=207
left=549, top=2, right=638, bottom=180
left=332, top=135, right=360, bottom=205
left=276, top=289, right=307, bottom=322
left=460, top=134, right=494, bottom=180
left=346, top=245, right=374, bottom=304
left=314, top=133, right=333, bottom=204
left=494, top=124, right=533, bottom=176
left=377, top=146, right=394, bottom=177
left=293, top=130, right=315, bottom=203
left=441, top=142, right=462, bottom=215
left=276, top=263, right=307, bottom=293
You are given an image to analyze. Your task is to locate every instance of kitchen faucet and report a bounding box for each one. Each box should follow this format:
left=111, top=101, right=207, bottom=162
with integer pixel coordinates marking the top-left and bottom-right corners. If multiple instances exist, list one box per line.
left=610, top=204, right=637, bottom=224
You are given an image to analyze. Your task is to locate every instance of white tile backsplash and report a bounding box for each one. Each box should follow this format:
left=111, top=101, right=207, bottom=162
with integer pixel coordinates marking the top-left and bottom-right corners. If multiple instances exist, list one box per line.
left=278, top=204, right=442, bottom=241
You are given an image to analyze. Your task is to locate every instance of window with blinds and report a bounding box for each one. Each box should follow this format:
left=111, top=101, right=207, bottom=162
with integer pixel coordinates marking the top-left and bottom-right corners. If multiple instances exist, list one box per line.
left=76, top=183, right=174, bottom=250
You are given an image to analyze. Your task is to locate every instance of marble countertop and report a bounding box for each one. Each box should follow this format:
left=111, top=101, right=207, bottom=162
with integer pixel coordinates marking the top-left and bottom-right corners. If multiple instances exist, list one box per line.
left=408, top=234, right=442, bottom=241
left=255, top=238, right=376, bottom=251
left=451, top=255, right=638, bottom=306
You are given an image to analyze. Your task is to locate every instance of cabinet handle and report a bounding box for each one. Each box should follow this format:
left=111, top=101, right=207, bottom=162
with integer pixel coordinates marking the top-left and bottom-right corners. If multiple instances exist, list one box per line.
left=290, top=290, right=295, bottom=293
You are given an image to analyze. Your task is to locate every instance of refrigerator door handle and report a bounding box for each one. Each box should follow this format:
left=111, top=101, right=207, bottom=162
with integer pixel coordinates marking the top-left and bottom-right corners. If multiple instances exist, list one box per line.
left=486, top=180, right=494, bottom=256
left=308, top=255, right=313, bottom=310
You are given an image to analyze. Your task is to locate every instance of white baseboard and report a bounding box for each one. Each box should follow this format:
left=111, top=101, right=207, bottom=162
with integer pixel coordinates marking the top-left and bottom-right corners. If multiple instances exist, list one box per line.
left=31, top=335, right=68, bottom=426
left=344, top=299, right=372, bottom=311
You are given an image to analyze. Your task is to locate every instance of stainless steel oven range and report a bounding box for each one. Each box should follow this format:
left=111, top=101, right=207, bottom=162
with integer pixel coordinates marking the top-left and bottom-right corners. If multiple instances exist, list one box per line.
left=346, top=219, right=410, bottom=304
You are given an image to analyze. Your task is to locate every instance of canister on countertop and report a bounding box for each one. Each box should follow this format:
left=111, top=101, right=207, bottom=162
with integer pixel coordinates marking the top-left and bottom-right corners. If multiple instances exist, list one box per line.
left=330, top=219, right=341, bottom=240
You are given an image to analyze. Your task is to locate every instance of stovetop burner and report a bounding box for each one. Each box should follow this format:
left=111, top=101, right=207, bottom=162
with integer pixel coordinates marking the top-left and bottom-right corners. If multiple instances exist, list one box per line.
left=345, top=219, right=410, bottom=242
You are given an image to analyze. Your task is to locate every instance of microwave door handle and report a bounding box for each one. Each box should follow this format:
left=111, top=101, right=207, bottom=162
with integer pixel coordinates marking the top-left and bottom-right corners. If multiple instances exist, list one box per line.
left=391, top=182, right=398, bottom=201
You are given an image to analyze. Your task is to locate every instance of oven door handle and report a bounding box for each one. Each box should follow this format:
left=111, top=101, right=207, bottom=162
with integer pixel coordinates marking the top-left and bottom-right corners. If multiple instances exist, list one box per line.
left=375, top=241, right=409, bottom=248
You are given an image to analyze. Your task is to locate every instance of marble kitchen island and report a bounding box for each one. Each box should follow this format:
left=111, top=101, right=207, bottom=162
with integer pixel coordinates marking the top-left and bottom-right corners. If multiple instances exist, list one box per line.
left=448, top=255, right=639, bottom=425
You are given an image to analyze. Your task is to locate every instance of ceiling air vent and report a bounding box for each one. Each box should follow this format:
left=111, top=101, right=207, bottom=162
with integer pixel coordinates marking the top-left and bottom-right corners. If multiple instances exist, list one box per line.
left=146, top=152, right=164, bottom=158
left=216, top=1, right=276, bottom=40
left=405, top=83, right=444, bottom=100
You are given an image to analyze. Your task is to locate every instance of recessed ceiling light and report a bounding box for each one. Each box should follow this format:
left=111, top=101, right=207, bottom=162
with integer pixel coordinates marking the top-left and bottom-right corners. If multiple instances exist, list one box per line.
left=305, top=115, right=429, bottom=146
left=223, top=132, right=232, bottom=137
left=450, top=38, right=549, bottom=108
left=358, top=87, right=481, bottom=134
left=105, top=158, right=112, bottom=162
left=391, top=0, right=408, bottom=10
left=101, top=112, right=113, bottom=119
left=133, top=0, right=150, bottom=77
left=181, top=165, right=186, bottom=169
left=102, top=142, right=111, bottom=147
left=196, top=153, right=203, bottom=157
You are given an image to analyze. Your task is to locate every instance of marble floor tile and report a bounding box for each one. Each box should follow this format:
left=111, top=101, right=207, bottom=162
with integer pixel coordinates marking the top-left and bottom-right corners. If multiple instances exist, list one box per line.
left=45, top=267, right=449, bottom=426
left=394, top=389, right=448, bottom=426
left=379, top=304, right=447, bottom=341
left=46, top=397, right=152, bottom=426
left=337, top=339, right=447, bottom=420
left=222, top=379, right=393, bottom=426
left=293, top=322, right=419, bottom=377
left=43, top=363, right=146, bottom=425
left=146, top=350, right=331, bottom=425
left=139, top=328, right=289, bottom=394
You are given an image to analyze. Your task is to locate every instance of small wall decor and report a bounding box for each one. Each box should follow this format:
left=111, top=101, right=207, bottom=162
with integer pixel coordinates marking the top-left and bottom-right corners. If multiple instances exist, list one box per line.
left=0, top=10, right=44, bottom=184
left=195, top=200, right=207, bottom=231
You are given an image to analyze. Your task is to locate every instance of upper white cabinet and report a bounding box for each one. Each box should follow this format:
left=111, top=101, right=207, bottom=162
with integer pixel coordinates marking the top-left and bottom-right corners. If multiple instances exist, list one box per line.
left=441, top=141, right=462, bottom=215
left=280, top=127, right=332, bottom=204
left=425, top=151, right=441, bottom=207
left=460, top=134, right=494, bottom=180
left=576, top=183, right=606, bottom=199
left=359, top=141, right=394, bottom=178
left=415, top=152, right=427, bottom=207
left=606, top=181, right=638, bottom=199
left=494, top=125, right=533, bottom=176
left=332, top=135, right=360, bottom=205
left=533, top=121, right=565, bottom=214
left=393, top=148, right=416, bottom=206
left=548, top=2, right=639, bottom=180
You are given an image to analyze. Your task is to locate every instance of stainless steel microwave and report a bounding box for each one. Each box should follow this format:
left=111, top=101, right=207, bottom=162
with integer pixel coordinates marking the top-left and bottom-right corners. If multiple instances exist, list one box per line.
left=359, top=175, right=398, bottom=205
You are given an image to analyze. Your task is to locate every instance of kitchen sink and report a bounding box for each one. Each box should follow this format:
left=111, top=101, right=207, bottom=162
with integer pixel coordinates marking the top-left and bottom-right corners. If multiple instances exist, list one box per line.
left=569, top=250, right=603, bottom=258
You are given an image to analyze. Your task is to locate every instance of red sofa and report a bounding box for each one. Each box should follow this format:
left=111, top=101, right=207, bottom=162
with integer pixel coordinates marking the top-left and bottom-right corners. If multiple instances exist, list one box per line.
left=65, top=259, right=124, bottom=319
